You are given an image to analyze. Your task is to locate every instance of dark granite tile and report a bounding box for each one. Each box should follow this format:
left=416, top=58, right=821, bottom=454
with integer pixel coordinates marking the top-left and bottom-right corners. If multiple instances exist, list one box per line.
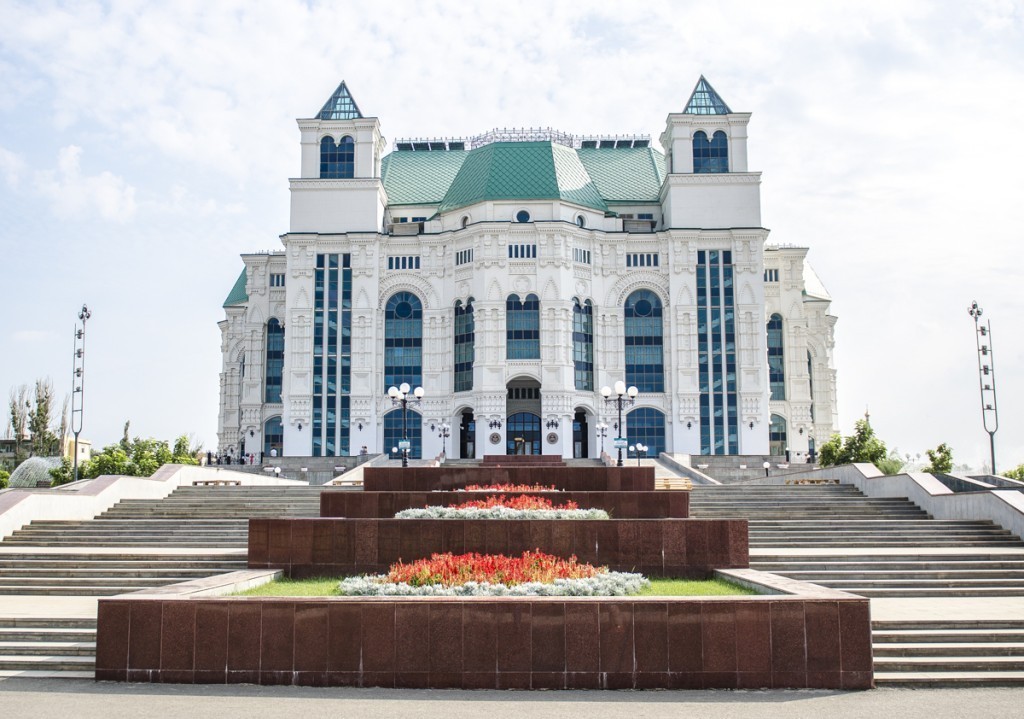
left=311, top=521, right=335, bottom=564
left=668, top=671, right=703, bottom=690
left=735, top=601, right=772, bottom=672
left=260, top=602, right=295, bottom=672
left=194, top=669, right=227, bottom=684
left=662, top=520, right=686, bottom=568
left=294, top=603, right=329, bottom=673
left=194, top=602, right=229, bottom=672
left=95, top=668, right=127, bottom=682
left=127, top=602, right=162, bottom=671
left=595, top=522, right=620, bottom=563
left=702, top=602, right=738, bottom=673
left=668, top=601, right=703, bottom=672
left=428, top=671, right=463, bottom=689
left=484, top=520, right=509, bottom=554
left=361, top=604, right=396, bottom=672
left=736, top=671, right=773, bottom=689
left=354, top=520, right=379, bottom=566
left=531, top=671, right=566, bottom=689
left=290, top=521, right=314, bottom=565
left=604, top=672, right=636, bottom=690
left=530, top=602, right=565, bottom=673
left=841, top=670, right=874, bottom=690
left=770, top=601, right=807, bottom=675
left=684, top=521, right=709, bottom=571
left=507, top=520, right=531, bottom=553
left=326, top=671, right=361, bottom=687
left=362, top=671, right=396, bottom=688
left=838, top=601, right=873, bottom=672
left=702, top=671, right=738, bottom=689
left=616, top=522, right=640, bottom=569
left=394, top=603, right=430, bottom=672
left=327, top=602, right=362, bottom=672
left=399, top=521, right=424, bottom=563
left=634, top=602, right=668, bottom=673
left=599, top=602, right=633, bottom=674
left=564, top=602, right=599, bottom=673
left=442, top=520, right=465, bottom=554
left=771, top=670, right=807, bottom=689
left=376, top=521, right=401, bottom=564
left=228, top=603, right=262, bottom=672
left=496, top=671, right=531, bottom=689
left=334, top=521, right=354, bottom=566
left=496, top=603, right=532, bottom=672
left=528, top=520, right=552, bottom=553
left=572, top=522, right=599, bottom=565
left=126, top=669, right=157, bottom=683
left=294, top=671, right=330, bottom=687
left=635, top=671, right=670, bottom=689
left=95, top=601, right=130, bottom=673
left=429, top=603, right=463, bottom=674
left=638, top=521, right=663, bottom=570
left=728, top=520, right=750, bottom=567
left=463, top=520, right=487, bottom=553
left=159, top=669, right=195, bottom=684
left=462, top=602, right=497, bottom=671
left=566, top=672, right=600, bottom=689
left=160, top=601, right=196, bottom=671
left=805, top=601, right=841, bottom=672
left=807, top=670, right=842, bottom=689
left=620, top=492, right=640, bottom=519
left=266, top=519, right=294, bottom=565
left=226, top=669, right=259, bottom=685
left=394, top=671, right=430, bottom=689
left=248, top=520, right=269, bottom=565
left=463, top=672, right=498, bottom=689
left=670, top=492, right=690, bottom=519
left=549, top=521, right=573, bottom=558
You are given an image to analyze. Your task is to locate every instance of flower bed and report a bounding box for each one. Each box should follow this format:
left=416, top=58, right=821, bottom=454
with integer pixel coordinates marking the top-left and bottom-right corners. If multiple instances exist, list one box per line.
left=338, top=550, right=648, bottom=596
left=460, top=483, right=559, bottom=492
left=395, top=494, right=610, bottom=520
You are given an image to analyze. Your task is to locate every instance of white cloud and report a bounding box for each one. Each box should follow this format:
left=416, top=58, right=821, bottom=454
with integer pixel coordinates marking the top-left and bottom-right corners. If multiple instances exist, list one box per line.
left=12, top=330, right=53, bottom=343
left=0, top=146, right=24, bottom=187
left=33, top=145, right=136, bottom=223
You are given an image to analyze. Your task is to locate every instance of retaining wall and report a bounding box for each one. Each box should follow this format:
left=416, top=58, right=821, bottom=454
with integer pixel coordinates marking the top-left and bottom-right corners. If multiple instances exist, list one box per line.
left=363, top=466, right=655, bottom=492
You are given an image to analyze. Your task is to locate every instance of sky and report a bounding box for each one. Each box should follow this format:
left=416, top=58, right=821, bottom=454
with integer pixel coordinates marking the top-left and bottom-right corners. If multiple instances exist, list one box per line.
left=1, top=0, right=1022, bottom=471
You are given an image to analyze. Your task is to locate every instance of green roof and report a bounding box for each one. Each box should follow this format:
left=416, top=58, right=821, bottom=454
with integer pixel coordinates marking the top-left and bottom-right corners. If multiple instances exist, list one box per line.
left=223, top=268, right=248, bottom=308
left=437, top=142, right=607, bottom=214
left=382, top=150, right=468, bottom=205
left=379, top=141, right=667, bottom=214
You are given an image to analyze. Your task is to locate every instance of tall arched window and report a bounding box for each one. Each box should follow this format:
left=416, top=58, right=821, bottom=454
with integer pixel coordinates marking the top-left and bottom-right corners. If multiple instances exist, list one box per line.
left=454, top=299, right=475, bottom=392
left=626, top=407, right=666, bottom=458
left=624, top=289, right=664, bottom=392
left=693, top=130, right=728, bottom=173
left=265, top=319, right=284, bottom=403
left=767, top=313, right=785, bottom=400
left=807, top=351, right=815, bottom=422
left=320, top=135, right=354, bottom=179
left=263, top=416, right=282, bottom=457
left=506, top=293, right=540, bottom=359
left=573, top=298, right=594, bottom=390
left=383, top=409, right=421, bottom=459
left=506, top=412, right=541, bottom=455
left=384, top=292, right=423, bottom=391
left=769, top=413, right=787, bottom=456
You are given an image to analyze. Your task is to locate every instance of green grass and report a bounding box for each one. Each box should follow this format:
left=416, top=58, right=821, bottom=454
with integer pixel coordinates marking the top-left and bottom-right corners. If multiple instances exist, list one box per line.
left=236, top=576, right=755, bottom=597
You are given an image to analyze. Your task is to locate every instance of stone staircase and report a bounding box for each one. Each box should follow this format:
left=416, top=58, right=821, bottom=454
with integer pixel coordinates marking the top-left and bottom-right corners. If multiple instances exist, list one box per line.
left=690, top=483, right=1024, bottom=685
left=0, top=617, right=95, bottom=678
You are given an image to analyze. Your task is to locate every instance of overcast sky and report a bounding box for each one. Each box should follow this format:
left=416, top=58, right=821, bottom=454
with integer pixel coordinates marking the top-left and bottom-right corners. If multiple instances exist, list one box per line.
left=1, top=0, right=1021, bottom=470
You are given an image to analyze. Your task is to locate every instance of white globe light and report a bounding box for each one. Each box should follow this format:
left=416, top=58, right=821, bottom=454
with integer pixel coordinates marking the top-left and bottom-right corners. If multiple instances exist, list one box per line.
left=399, top=382, right=411, bottom=394
left=413, top=386, right=424, bottom=398
left=388, top=386, right=399, bottom=398
left=600, top=386, right=611, bottom=398
left=614, top=380, right=626, bottom=395
left=627, top=386, right=639, bottom=398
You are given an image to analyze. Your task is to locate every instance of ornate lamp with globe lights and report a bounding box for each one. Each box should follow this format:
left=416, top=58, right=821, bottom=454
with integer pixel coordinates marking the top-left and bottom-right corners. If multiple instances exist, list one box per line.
left=387, top=382, right=424, bottom=467
left=601, top=381, right=638, bottom=467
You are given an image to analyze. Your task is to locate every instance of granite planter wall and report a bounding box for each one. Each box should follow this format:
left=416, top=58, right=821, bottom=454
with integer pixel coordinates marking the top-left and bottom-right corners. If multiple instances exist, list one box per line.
left=247, top=518, right=747, bottom=578
left=320, top=490, right=690, bottom=519
left=362, top=466, right=655, bottom=493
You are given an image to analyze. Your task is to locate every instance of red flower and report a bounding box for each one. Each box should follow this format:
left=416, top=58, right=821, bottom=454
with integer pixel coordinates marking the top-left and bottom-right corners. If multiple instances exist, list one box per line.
left=386, top=550, right=605, bottom=587
left=448, top=495, right=580, bottom=511
left=463, top=483, right=558, bottom=492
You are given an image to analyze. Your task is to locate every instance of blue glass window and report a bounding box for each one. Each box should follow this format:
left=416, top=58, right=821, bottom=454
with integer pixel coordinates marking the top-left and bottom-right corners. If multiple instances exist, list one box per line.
left=768, top=313, right=785, bottom=400
left=626, top=407, right=666, bottom=458
left=384, top=292, right=423, bottom=391
left=624, top=290, right=664, bottom=392
left=506, top=293, right=540, bottom=359
left=384, top=409, right=421, bottom=459
left=807, top=351, right=815, bottom=422
left=692, top=130, right=728, bottom=173
left=506, top=412, right=541, bottom=455
left=769, top=413, right=787, bottom=456
left=320, top=135, right=354, bottom=179
left=516, top=210, right=531, bottom=223
left=698, top=250, right=738, bottom=454
left=454, top=299, right=475, bottom=392
left=573, top=298, right=594, bottom=390
left=312, top=253, right=352, bottom=456
left=264, top=318, right=284, bottom=403
left=263, top=416, right=283, bottom=458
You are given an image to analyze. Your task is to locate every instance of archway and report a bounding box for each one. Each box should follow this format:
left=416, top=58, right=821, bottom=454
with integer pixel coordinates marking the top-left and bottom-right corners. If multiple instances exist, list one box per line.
left=769, top=413, right=787, bottom=457
left=572, top=408, right=589, bottom=458
left=459, top=410, right=475, bottom=459
left=506, top=412, right=541, bottom=455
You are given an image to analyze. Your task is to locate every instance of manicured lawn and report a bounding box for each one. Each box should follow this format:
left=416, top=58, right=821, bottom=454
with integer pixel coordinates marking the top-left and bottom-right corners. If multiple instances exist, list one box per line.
left=237, top=576, right=755, bottom=597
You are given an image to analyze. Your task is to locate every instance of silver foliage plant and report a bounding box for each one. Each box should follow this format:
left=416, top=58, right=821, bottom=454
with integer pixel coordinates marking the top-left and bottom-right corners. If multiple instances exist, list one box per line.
left=338, top=572, right=649, bottom=596
left=393, top=507, right=611, bottom=520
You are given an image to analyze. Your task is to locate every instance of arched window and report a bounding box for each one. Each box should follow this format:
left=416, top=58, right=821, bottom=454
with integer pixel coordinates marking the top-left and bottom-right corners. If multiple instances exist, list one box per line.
left=626, top=407, right=666, bottom=458
left=807, top=351, right=815, bottom=422
left=506, top=293, right=540, bottom=359
left=383, top=408, right=421, bottom=459
left=506, top=412, right=541, bottom=456
left=320, top=135, right=354, bottom=179
left=693, top=130, right=728, bottom=173
left=454, top=299, right=475, bottom=392
left=624, top=289, right=664, bottom=392
left=265, top=319, right=284, bottom=403
left=573, top=298, right=594, bottom=390
left=769, top=413, right=787, bottom=456
left=263, top=416, right=282, bottom=457
left=384, top=292, right=423, bottom=391
left=767, top=313, right=785, bottom=400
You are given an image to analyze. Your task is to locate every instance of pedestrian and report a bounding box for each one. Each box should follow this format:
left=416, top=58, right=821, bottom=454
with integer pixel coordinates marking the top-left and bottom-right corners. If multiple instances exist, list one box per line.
left=260, top=451, right=265, bottom=464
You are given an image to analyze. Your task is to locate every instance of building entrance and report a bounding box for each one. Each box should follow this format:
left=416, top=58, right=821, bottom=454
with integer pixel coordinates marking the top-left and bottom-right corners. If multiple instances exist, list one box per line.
left=506, top=412, right=541, bottom=455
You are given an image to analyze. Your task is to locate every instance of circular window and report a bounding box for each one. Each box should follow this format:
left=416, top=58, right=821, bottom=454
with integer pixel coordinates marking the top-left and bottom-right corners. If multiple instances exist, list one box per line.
left=575, top=215, right=586, bottom=228
left=634, top=298, right=653, bottom=317
left=516, top=210, right=531, bottom=223
left=394, top=300, right=414, bottom=319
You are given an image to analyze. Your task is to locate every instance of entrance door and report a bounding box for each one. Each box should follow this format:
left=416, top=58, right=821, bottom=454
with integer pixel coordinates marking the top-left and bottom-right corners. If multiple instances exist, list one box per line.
left=572, top=410, right=589, bottom=458
left=459, top=410, right=475, bottom=459
left=769, top=414, right=787, bottom=457
left=506, top=412, right=541, bottom=455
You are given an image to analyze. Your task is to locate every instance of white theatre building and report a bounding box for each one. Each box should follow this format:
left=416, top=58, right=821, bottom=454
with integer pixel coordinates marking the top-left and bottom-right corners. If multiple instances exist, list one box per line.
left=217, top=78, right=838, bottom=462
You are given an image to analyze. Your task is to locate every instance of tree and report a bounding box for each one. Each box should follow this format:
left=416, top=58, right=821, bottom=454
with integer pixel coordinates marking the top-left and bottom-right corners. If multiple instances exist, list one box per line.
left=27, top=378, right=59, bottom=457
left=0, top=468, right=9, bottom=489
left=818, top=419, right=889, bottom=468
left=875, top=448, right=906, bottom=476
left=8, top=385, right=30, bottom=463
left=49, top=457, right=75, bottom=486
left=79, top=430, right=200, bottom=479
left=1004, top=464, right=1024, bottom=481
left=921, top=442, right=954, bottom=474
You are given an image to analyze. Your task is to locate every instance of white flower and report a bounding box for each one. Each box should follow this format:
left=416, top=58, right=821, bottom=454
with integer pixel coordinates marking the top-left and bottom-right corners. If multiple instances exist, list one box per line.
left=337, top=572, right=649, bottom=597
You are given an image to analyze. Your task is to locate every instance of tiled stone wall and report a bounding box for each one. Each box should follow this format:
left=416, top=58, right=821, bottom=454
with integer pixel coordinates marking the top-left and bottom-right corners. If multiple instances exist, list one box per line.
left=362, top=466, right=656, bottom=492
left=247, top=518, right=748, bottom=578
left=320, top=490, right=690, bottom=519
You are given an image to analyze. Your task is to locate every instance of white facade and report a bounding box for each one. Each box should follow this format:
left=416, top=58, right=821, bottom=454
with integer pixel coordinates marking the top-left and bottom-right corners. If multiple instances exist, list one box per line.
left=217, top=79, right=838, bottom=461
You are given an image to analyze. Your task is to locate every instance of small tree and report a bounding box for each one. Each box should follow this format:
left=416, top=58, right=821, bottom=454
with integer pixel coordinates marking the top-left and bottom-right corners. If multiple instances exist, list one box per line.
left=818, top=419, right=888, bottom=468
left=1003, top=464, right=1024, bottom=481
left=49, top=457, right=75, bottom=486
left=921, top=442, right=954, bottom=474
left=0, top=468, right=9, bottom=489
left=875, top=448, right=906, bottom=476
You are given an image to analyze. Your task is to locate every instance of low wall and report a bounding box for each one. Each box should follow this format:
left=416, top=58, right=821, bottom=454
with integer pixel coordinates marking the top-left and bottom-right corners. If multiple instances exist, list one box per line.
left=248, top=518, right=747, bottom=578
left=363, top=466, right=655, bottom=492
left=320, top=490, right=690, bottom=519
left=94, top=573, right=872, bottom=689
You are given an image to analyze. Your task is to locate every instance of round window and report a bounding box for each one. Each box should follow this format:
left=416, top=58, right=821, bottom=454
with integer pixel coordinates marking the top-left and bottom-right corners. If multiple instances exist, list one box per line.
left=575, top=215, right=586, bottom=228
left=394, top=301, right=414, bottom=319
left=516, top=210, right=531, bottom=223
left=634, top=299, right=653, bottom=317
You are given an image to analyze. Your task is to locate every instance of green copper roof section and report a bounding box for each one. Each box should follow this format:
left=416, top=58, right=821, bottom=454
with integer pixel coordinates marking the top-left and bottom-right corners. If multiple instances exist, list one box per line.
left=576, top=147, right=666, bottom=203
left=223, top=268, right=248, bottom=308
left=437, top=142, right=607, bottom=214
left=381, top=150, right=468, bottom=205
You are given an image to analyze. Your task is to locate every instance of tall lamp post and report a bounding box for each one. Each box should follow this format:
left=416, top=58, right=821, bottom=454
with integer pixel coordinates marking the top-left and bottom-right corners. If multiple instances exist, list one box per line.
left=601, top=381, right=638, bottom=467
left=70, top=304, right=91, bottom=483
left=629, top=443, right=648, bottom=467
left=968, top=301, right=999, bottom=474
left=596, top=422, right=609, bottom=455
left=437, top=422, right=451, bottom=459
left=387, top=382, right=423, bottom=468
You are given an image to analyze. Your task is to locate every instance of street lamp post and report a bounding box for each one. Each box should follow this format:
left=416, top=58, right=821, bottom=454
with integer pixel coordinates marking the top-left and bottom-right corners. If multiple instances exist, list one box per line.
left=70, top=304, right=91, bottom=483
left=438, top=422, right=451, bottom=459
left=387, top=382, right=423, bottom=468
left=596, top=422, right=609, bottom=455
left=629, top=443, right=647, bottom=466
left=601, top=381, right=638, bottom=467
left=968, top=301, right=999, bottom=474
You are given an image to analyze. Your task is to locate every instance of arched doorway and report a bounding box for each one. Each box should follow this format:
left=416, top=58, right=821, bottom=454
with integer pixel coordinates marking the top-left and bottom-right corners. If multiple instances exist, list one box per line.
left=459, top=410, right=475, bottom=459
left=263, top=417, right=283, bottom=457
left=769, top=413, right=787, bottom=457
left=572, top=409, right=589, bottom=458
left=506, top=412, right=541, bottom=455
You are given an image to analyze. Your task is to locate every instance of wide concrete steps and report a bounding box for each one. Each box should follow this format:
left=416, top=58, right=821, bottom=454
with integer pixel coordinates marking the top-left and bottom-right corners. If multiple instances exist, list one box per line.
left=0, top=619, right=95, bottom=678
